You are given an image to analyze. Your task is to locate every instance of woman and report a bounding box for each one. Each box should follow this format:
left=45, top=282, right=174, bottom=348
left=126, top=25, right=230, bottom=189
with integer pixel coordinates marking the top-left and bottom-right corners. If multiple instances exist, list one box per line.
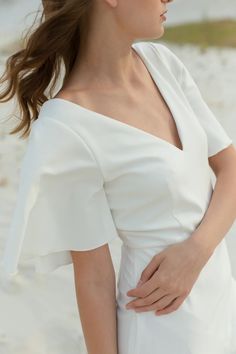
left=1, top=0, right=236, bottom=353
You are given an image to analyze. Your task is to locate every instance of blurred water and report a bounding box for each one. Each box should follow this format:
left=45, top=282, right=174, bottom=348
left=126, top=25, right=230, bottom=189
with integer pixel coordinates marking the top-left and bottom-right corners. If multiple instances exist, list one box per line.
left=167, top=0, right=236, bottom=25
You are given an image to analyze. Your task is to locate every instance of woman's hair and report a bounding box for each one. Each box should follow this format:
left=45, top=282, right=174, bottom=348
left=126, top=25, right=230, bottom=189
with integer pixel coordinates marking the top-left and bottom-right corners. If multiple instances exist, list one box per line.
left=0, top=0, right=93, bottom=139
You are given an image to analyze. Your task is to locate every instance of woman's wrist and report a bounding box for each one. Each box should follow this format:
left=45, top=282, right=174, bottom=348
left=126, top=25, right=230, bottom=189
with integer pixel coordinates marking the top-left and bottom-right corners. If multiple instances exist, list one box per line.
left=186, top=231, right=215, bottom=261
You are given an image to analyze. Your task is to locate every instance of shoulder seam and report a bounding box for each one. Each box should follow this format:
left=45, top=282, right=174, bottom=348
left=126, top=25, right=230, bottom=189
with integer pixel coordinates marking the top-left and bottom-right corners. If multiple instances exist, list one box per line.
left=38, top=116, right=106, bottom=182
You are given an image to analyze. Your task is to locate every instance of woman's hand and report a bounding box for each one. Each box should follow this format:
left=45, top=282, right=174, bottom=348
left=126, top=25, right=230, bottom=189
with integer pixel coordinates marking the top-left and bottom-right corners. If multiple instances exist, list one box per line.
left=125, top=238, right=213, bottom=316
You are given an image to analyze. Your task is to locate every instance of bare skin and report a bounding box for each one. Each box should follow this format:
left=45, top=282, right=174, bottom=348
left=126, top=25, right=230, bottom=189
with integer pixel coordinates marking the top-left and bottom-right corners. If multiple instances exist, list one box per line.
left=56, top=43, right=182, bottom=152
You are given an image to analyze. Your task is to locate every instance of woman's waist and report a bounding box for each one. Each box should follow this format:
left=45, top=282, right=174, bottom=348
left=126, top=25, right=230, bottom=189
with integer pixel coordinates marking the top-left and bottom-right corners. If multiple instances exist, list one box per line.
left=118, top=227, right=192, bottom=249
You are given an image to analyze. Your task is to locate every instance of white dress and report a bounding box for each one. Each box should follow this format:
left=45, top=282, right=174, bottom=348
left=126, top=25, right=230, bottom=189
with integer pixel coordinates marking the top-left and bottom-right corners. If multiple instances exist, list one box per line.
left=1, top=41, right=236, bottom=354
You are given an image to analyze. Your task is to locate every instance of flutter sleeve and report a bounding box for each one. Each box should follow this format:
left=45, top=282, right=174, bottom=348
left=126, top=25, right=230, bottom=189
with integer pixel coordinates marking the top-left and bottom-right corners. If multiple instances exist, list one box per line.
left=153, top=42, right=233, bottom=157
left=1, top=116, right=119, bottom=276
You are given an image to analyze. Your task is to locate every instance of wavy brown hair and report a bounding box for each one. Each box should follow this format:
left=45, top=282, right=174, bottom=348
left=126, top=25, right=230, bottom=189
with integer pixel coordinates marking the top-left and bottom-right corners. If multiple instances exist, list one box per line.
left=0, top=0, right=93, bottom=139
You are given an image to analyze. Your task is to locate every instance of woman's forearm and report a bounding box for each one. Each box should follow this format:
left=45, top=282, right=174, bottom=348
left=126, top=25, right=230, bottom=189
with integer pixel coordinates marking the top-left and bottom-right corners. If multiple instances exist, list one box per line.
left=74, top=274, right=118, bottom=354
left=189, top=165, right=236, bottom=255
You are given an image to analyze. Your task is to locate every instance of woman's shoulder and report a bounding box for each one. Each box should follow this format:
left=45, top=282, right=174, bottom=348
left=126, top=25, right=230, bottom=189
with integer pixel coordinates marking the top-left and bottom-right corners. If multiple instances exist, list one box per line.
left=29, top=102, right=99, bottom=167
left=35, top=98, right=87, bottom=136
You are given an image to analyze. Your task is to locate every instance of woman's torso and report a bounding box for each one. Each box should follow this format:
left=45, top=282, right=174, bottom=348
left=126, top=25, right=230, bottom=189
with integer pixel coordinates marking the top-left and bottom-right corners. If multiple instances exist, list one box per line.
left=38, top=41, right=235, bottom=351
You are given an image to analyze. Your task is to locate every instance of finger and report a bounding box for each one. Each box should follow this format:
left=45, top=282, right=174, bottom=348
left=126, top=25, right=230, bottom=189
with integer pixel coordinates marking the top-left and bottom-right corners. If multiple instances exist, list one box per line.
left=126, top=287, right=167, bottom=309
left=134, top=294, right=177, bottom=313
left=138, top=252, right=164, bottom=284
left=155, top=295, right=186, bottom=316
left=153, top=294, right=177, bottom=311
left=126, top=272, right=162, bottom=298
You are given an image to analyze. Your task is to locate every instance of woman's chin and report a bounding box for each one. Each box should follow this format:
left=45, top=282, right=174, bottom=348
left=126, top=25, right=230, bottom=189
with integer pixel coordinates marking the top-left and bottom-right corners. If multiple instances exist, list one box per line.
left=154, top=26, right=165, bottom=39
left=140, top=24, right=165, bottom=41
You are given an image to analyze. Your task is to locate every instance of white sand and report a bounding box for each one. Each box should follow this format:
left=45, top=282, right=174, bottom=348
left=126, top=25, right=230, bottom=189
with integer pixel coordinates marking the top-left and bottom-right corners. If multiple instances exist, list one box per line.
left=0, top=42, right=235, bottom=353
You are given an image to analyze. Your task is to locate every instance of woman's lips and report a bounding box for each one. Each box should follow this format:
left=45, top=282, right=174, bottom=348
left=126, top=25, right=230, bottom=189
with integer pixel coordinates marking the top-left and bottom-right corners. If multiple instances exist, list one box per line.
left=161, top=10, right=167, bottom=16
left=160, top=10, right=167, bottom=21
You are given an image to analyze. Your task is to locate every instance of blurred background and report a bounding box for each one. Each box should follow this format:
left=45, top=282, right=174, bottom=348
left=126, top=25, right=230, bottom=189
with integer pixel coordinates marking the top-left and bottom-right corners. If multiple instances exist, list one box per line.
left=0, top=0, right=235, bottom=353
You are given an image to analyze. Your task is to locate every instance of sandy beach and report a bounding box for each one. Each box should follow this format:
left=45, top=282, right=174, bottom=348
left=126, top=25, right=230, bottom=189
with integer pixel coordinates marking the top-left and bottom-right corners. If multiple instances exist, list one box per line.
left=0, top=41, right=236, bottom=353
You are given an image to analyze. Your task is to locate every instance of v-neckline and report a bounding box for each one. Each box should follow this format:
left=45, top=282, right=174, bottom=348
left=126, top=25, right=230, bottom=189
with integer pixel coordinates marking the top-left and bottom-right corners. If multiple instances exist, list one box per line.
left=48, top=42, right=185, bottom=154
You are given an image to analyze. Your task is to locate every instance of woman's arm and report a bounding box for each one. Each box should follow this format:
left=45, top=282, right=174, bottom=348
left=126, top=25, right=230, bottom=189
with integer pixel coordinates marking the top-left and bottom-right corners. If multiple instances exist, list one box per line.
left=70, top=244, right=118, bottom=354
left=189, top=144, right=236, bottom=254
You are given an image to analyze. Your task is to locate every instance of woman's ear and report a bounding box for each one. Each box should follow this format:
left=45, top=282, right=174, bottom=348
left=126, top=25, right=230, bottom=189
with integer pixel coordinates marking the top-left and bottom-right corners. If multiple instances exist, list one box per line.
left=103, top=0, right=118, bottom=9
